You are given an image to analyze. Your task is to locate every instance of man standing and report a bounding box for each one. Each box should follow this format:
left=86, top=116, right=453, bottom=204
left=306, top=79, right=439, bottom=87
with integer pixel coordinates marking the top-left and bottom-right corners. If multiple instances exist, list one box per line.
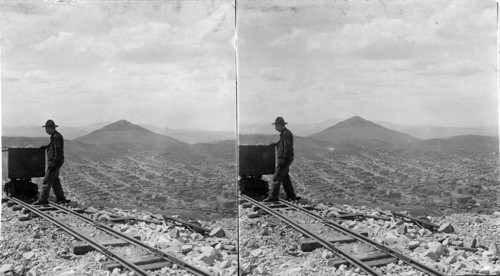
left=263, top=117, right=300, bottom=202
left=33, top=120, right=67, bottom=205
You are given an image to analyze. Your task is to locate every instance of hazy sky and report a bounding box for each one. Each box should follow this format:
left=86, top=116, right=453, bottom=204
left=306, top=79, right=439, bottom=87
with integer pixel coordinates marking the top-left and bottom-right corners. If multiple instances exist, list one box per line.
left=237, top=0, right=498, bottom=127
left=1, top=1, right=236, bottom=131
left=2, top=1, right=498, bottom=132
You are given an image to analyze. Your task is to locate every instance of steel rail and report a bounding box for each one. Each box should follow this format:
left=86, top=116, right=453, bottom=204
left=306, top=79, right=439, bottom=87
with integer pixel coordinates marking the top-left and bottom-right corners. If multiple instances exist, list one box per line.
left=240, top=195, right=382, bottom=276
left=278, top=199, right=446, bottom=276
left=48, top=203, right=214, bottom=276
left=9, top=197, right=150, bottom=276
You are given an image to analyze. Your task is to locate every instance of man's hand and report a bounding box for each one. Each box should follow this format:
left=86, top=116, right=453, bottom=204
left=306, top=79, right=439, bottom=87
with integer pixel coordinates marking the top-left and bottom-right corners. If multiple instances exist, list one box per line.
left=40, top=145, right=47, bottom=150
left=269, top=142, right=277, bottom=147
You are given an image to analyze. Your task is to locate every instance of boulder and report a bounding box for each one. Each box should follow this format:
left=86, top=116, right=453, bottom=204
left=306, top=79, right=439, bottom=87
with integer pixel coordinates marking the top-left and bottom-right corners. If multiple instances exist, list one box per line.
left=250, top=249, right=262, bottom=257
left=384, top=232, right=398, bottom=245
left=450, top=240, right=464, bottom=247
left=489, top=242, right=500, bottom=258
left=321, top=250, right=333, bottom=258
left=427, top=241, right=446, bottom=257
left=438, top=222, right=454, bottom=233
left=465, top=237, right=478, bottom=248
left=326, top=210, right=339, bottom=219
left=169, top=228, right=180, bottom=239
left=397, top=224, right=407, bottom=235
left=190, top=233, right=203, bottom=241
left=445, top=255, right=457, bottom=265
left=0, top=264, right=14, bottom=274
left=197, top=246, right=219, bottom=265
left=442, top=238, right=450, bottom=246
left=200, top=246, right=218, bottom=258
left=348, top=221, right=357, bottom=229
left=422, top=251, right=440, bottom=261
left=260, top=228, right=269, bottom=236
left=450, top=262, right=465, bottom=270
left=196, top=254, right=216, bottom=266
left=240, top=262, right=252, bottom=276
left=22, top=251, right=35, bottom=260
left=315, top=203, right=327, bottom=210
left=209, top=227, right=226, bottom=238
left=408, top=240, right=420, bottom=250
left=490, top=265, right=500, bottom=275
left=13, top=265, right=25, bottom=276
left=418, top=228, right=432, bottom=237
left=482, top=250, right=495, bottom=261
left=219, top=259, right=231, bottom=269
left=181, top=245, right=193, bottom=254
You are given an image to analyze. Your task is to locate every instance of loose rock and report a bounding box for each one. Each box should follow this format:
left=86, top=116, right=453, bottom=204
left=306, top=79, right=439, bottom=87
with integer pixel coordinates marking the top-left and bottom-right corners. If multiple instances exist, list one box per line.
left=210, top=227, right=226, bottom=238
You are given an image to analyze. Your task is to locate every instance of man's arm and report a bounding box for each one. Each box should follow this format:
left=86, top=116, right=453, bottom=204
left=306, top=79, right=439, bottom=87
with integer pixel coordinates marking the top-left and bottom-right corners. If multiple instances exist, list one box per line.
left=282, top=132, right=293, bottom=161
left=53, top=134, right=64, bottom=161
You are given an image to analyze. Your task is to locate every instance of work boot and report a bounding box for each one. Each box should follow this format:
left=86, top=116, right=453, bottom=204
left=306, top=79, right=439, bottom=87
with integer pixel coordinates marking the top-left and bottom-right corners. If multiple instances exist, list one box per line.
left=286, top=196, right=301, bottom=201
left=55, top=198, right=70, bottom=204
left=262, top=197, right=278, bottom=202
left=32, top=199, right=49, bottom=205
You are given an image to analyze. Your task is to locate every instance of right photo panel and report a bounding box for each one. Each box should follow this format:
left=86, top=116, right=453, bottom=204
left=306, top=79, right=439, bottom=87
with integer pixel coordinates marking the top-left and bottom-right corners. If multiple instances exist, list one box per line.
left=237, top=1, right=499, bottom=276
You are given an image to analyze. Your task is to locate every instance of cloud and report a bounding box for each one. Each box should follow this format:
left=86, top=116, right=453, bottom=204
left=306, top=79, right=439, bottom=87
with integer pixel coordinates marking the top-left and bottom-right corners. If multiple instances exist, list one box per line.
left=259, top=67, right=284, bottom=81
left=433, top=0, right=496, bottom=40
left=24, top=70, right=51, bottom=83
left=332, top=17, right=433, bottom=60
left=420, top=60, right=484, bottom=77
left=30, top=3, right=235, bottom=64
left=34, top=31, right=75, bottom=50
left=269, top=28, right=306, bottom=48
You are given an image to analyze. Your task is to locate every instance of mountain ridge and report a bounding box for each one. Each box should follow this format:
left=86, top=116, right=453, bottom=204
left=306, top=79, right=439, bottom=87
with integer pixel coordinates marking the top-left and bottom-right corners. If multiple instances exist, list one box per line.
left=74, top=120, right=186, bottom=149
left=309, top=116, right=421, bottom=148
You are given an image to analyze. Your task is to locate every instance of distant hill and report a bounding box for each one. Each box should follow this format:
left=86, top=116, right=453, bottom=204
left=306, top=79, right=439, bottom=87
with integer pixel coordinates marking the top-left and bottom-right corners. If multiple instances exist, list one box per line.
left=2, top=122, right=110, bottom=140
left=74, top=120, right=186, bottom=149
left=376, top=121, right=499, bottom=140
left=239, top=118, right=343, bottom=136
left=140, top=124, right=235, bottom=144
left=406, top=135, right=499, bottom=154
left=309, top=116, right=421, bottom=148
left=239, top=133, right=356, bottom=156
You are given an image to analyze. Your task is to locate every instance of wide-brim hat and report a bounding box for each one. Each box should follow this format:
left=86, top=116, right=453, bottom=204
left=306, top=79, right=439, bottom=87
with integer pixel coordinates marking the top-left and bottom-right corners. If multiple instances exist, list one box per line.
left=272, top=117, right=287, bottom=125
left=42, top=119, right=58, bottom=128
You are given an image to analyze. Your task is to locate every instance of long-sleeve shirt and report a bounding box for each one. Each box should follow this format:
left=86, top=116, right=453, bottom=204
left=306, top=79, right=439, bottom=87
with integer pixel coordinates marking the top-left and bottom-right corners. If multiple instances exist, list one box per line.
left=277, top=128, right=294, bottom=163
left=47, top=130, right=64, bottom=163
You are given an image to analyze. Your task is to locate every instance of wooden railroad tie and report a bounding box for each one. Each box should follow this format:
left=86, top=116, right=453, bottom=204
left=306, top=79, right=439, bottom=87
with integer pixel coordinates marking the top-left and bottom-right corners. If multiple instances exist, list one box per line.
left=101, top=256, right=172, bottom=272
left=328, top=252, right=397, bottom=268
left=301, top=236, right=355, bottom=252
left=72, top=236, right=141, bottom=255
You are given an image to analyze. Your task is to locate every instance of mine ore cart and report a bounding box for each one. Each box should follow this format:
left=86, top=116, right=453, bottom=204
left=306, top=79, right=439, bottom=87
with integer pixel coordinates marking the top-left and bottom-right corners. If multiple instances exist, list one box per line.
left=3, top=147, right=45, bottom=200
left=238, top=145, right=275, bottom=198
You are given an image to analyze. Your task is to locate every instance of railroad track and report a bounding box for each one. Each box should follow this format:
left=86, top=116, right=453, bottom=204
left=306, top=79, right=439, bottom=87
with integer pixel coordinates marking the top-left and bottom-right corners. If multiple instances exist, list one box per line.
left=7, top=197, right=214, bottom=276
left=240, top=194, right=446, bottom=276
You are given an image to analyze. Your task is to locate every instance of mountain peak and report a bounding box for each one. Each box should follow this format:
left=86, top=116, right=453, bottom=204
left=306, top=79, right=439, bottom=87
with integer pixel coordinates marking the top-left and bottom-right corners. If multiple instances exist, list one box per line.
left=333, top=116, right=380, bottom=128
left=95, top=120, right=151, bottom=133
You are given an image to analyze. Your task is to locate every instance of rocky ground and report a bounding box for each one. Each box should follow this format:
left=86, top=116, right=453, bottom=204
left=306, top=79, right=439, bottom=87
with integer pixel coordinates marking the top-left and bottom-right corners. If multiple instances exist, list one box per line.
left=0, top=200, right=238, bottom=276
left=239, top=201, right=500, bottom=276
left=1, top=197, right=500, bottom=276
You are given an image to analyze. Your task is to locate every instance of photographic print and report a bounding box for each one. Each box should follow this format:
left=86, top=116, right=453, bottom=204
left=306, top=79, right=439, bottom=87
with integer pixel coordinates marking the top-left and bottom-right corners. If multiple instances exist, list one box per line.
left=1, top=1, right=237, bottom=275
left=237, top=1, right=499, bottom=275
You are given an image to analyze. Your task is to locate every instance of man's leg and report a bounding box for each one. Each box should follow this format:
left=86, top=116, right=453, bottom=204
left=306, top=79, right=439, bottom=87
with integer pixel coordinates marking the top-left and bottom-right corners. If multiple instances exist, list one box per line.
left=282, top=171, right=297, bottom=199
left=268, top=180, right=281, bottom=199
left=264, top=165, right=284, bottom=201
left=52, top=171, right=66, bottom=201
left=37, top=167, right=55, bottom=203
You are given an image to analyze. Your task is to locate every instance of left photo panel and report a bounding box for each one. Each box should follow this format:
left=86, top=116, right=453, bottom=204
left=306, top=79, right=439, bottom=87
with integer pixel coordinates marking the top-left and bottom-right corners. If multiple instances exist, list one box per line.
left=1, top=1, right=237, bottom=275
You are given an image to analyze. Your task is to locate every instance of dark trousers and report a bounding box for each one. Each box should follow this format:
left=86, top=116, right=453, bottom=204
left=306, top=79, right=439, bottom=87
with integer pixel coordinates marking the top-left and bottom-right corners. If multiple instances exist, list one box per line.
left=270, top=156, right=296, bottom=199
left=40, top=160, right=65, bottom=201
